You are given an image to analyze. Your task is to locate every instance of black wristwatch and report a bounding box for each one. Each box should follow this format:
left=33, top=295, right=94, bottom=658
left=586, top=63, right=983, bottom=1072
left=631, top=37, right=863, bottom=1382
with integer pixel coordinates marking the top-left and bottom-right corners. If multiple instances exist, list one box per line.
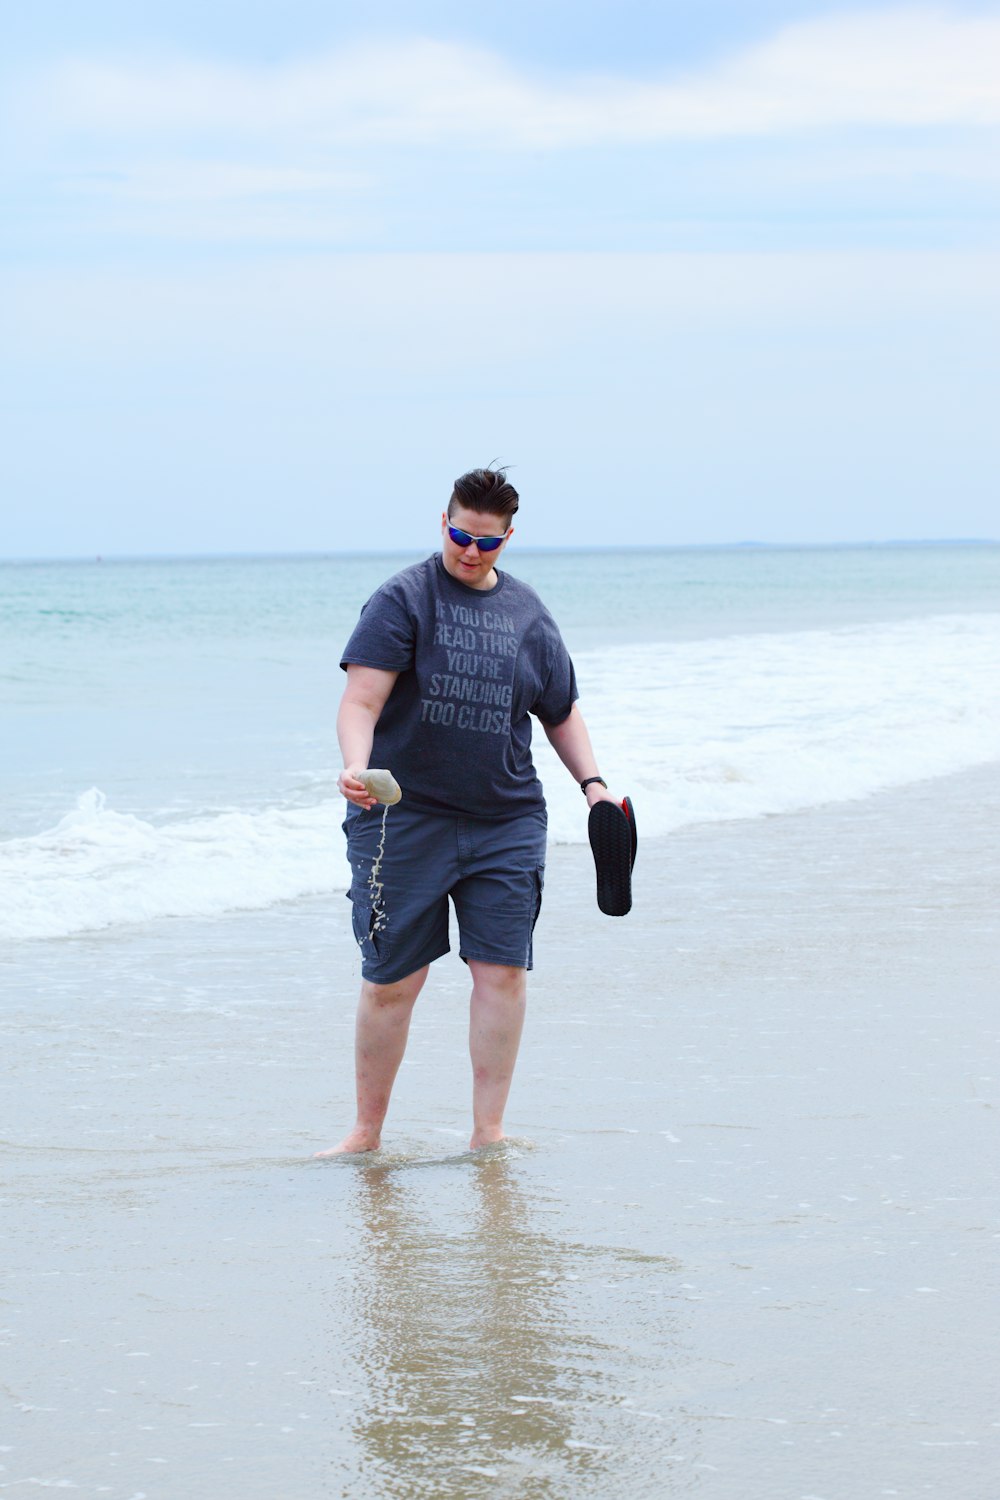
left=580, top=776, right=607, bottom=794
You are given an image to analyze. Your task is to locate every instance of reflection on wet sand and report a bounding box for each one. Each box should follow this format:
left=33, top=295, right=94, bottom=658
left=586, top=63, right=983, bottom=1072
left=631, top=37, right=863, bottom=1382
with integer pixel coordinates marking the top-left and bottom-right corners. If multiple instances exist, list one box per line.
left=337, top=1149, right=683, bottom=1498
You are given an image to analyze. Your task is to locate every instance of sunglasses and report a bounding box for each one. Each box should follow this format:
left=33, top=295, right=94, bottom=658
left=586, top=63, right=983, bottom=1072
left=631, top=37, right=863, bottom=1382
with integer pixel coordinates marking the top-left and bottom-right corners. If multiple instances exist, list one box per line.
left=447, top=525, right=510, bottom=553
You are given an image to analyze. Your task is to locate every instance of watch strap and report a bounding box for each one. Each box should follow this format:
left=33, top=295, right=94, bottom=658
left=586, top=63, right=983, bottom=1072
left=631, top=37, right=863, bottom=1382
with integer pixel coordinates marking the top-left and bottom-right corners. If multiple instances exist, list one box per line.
left=580, top=776, right=608, bottom=794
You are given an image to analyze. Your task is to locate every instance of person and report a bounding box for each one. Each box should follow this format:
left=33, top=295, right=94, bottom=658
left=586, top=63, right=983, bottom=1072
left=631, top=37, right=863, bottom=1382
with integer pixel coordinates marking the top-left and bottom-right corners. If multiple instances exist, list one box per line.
left=316, top=466, right=622, bottom=1156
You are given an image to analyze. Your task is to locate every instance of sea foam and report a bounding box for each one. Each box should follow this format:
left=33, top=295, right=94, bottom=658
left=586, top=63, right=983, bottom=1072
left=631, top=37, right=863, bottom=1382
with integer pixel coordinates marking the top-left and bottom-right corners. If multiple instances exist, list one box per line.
left=3, top=613, right=998, bottom=942
left=0, top=789, right=343, bottom=942
left=539, top=611, right=1000, bottom=843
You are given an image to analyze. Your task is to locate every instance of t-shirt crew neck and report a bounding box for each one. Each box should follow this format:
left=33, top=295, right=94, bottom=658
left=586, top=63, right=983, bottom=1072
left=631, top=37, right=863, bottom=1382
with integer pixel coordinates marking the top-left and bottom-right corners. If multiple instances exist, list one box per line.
left=434, top=551, right=506, bottom=598
left=341, top=554, right=577, bottom=820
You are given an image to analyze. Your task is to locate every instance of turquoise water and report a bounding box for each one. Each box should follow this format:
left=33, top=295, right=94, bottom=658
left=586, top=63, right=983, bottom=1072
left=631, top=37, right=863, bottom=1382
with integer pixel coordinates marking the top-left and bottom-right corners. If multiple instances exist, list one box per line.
left=2, top=542, right=999, bottom=934
left=3, top=543, right=998, bottom=661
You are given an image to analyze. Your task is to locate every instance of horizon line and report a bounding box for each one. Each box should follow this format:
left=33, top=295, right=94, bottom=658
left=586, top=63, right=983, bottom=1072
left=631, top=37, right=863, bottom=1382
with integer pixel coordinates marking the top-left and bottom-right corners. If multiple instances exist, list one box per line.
left=2, top=537, right=998, bottom=566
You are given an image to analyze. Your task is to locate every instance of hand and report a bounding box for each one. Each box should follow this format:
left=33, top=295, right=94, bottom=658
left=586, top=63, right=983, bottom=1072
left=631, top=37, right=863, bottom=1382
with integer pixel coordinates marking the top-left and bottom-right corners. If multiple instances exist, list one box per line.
left=585, top=782, right=621, bottom=811
left=338, top=765, right=378, bottom=810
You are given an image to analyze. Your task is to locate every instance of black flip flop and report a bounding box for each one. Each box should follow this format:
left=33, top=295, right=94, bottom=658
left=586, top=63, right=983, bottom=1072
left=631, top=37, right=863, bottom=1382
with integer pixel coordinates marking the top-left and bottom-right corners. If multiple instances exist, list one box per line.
left=589, top=798, right=635, bottom=917
left=622, top=796, right=638, bottom=870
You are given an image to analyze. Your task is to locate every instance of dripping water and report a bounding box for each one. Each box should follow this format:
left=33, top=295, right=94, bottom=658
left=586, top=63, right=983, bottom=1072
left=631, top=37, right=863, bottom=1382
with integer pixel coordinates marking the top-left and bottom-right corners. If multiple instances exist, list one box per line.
left=366, top=804, right=390, bottom=942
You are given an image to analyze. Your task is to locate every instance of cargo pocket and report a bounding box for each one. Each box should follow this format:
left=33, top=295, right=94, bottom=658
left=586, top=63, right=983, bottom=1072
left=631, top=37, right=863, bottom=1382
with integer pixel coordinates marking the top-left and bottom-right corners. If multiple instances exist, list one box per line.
left=350, top=885, right=391, bottom=965
left=525, top=866, right=545, bottom=969
left=531, top=865, right=545, bottom=932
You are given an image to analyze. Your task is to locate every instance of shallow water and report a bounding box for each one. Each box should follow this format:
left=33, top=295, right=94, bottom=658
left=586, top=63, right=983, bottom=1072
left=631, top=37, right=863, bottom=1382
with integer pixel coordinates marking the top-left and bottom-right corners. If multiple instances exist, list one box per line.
left=3, top=766, right=998, bottom=1496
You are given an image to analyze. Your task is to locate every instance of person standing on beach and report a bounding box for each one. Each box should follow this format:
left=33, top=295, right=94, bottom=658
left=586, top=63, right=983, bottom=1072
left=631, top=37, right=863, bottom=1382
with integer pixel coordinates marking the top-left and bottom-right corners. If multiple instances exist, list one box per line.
left=317, top=466, right=622, bottom=1156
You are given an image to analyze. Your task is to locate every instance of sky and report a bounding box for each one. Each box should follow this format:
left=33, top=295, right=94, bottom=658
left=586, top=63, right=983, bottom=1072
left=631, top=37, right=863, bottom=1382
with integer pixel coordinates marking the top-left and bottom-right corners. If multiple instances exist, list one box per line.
left=2, top=1, right=999, bottom=556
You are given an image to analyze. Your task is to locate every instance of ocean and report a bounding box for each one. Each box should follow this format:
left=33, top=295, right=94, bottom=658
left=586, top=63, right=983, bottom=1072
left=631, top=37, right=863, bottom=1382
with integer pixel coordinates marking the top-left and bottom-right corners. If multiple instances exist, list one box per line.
left=4, top=542, right=999, bottom=1497
left=2, top=542, right=998, bottom=942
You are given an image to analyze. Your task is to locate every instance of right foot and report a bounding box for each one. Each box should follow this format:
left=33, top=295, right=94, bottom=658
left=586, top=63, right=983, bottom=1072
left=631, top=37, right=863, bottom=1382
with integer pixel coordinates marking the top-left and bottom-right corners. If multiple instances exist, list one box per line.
left=313, top=1128, right=381, bottom=1158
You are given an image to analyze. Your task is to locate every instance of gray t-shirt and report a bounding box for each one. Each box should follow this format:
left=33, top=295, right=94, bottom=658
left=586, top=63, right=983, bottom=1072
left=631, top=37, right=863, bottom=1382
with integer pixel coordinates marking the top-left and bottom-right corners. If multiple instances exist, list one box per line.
left=340, top=554, right=578, bottom=819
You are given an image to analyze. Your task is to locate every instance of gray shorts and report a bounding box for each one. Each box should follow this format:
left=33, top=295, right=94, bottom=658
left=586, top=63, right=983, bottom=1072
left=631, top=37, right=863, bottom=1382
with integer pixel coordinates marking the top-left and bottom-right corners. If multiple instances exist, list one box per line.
left=343, top=801, right=547, bottom=985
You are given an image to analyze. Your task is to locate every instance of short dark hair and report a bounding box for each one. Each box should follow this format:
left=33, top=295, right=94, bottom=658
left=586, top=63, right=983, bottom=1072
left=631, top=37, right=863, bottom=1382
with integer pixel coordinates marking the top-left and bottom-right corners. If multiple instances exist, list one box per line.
left=448, top=466, right=519, bottom=522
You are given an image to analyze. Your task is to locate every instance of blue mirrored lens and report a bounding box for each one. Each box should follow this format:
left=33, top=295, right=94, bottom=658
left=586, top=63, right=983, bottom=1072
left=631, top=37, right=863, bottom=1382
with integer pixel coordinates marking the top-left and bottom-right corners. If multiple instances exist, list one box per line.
left=448, top=527, right=504, bottom=552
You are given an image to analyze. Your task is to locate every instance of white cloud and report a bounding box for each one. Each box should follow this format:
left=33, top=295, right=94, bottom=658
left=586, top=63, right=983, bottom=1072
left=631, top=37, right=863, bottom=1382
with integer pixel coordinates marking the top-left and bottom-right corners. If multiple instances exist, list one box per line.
left=19, top=8, right=1000, bottom=150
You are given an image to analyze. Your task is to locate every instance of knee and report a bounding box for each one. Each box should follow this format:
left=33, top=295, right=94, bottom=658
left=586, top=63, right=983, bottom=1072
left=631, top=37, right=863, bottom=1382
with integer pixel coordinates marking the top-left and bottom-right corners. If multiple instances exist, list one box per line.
left=471, top=963, right=527, bottom=1002
left=362, top=968, right=426, bottom=1010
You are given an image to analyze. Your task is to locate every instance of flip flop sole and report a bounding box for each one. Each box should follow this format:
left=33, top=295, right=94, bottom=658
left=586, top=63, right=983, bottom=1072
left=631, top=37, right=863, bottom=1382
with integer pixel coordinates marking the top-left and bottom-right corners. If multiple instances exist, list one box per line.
left=589, top=800, right=633, bottom=916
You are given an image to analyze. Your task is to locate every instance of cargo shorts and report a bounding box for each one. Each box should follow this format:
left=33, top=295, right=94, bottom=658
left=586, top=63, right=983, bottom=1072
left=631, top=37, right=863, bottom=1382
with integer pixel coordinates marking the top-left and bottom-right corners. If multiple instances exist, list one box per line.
left=343, top=801, right=548, bottom=985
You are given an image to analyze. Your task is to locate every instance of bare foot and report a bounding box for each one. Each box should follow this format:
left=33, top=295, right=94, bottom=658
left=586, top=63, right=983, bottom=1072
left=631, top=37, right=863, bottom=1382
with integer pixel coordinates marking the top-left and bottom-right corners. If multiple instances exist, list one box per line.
left=469, top=1127, right=506, bottom=1151
left=313, top=1128, right=381, bottom=1159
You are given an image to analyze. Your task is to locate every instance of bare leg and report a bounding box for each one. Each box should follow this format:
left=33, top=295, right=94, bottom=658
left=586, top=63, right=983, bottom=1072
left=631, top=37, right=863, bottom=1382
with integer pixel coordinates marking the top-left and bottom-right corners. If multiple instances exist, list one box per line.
left=314, top=965, right=429, bottom=1157
left=467, top=960, right=527, bottom=1151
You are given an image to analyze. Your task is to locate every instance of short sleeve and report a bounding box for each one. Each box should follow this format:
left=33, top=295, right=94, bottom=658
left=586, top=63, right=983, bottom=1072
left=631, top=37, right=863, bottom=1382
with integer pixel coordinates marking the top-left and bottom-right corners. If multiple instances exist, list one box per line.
left=531, top=620, right=578, bottom=726
left=340, top=583, right=415, bottom=673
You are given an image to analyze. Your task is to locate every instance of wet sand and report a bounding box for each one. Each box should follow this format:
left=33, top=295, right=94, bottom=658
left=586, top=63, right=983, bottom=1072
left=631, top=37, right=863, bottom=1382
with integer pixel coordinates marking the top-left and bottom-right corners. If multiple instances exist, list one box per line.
left=3, top=766, right=998, bottom=1498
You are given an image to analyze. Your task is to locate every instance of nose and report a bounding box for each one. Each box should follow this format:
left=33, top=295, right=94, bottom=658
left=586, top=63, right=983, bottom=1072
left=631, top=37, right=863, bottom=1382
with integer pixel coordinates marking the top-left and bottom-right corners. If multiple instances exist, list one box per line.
left=461, top=539, right=480, bottom=560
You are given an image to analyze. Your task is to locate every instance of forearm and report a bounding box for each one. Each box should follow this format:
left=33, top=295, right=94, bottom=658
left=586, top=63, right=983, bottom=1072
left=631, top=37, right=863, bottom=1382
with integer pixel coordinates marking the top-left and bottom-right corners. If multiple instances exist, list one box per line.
left=336, top=666, right=399, bottom=809
left=541, top=704, right=600, bottom=783
left=542, top=704, right=618, bottom=807
left=337, top=698, right=378, bottom=772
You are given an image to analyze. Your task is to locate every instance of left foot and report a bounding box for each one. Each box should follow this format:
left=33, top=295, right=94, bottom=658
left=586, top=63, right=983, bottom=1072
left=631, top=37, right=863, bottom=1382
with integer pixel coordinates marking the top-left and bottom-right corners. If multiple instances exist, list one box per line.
left=313, top=1127, right=381, bottom=1158
left=469, top=1127, right=506, bottom=1151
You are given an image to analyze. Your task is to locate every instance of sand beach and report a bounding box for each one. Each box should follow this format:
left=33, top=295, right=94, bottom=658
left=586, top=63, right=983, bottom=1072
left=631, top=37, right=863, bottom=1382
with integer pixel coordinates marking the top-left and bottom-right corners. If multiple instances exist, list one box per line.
left=4, top=762, right=997, bottom=1498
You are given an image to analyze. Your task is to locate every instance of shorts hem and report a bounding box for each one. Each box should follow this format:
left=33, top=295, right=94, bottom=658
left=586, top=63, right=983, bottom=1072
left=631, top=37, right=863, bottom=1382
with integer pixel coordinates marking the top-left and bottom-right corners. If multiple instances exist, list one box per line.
left=459, top=948, right=533, bottom=972
left=360, top=942, right=451, bottom=986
